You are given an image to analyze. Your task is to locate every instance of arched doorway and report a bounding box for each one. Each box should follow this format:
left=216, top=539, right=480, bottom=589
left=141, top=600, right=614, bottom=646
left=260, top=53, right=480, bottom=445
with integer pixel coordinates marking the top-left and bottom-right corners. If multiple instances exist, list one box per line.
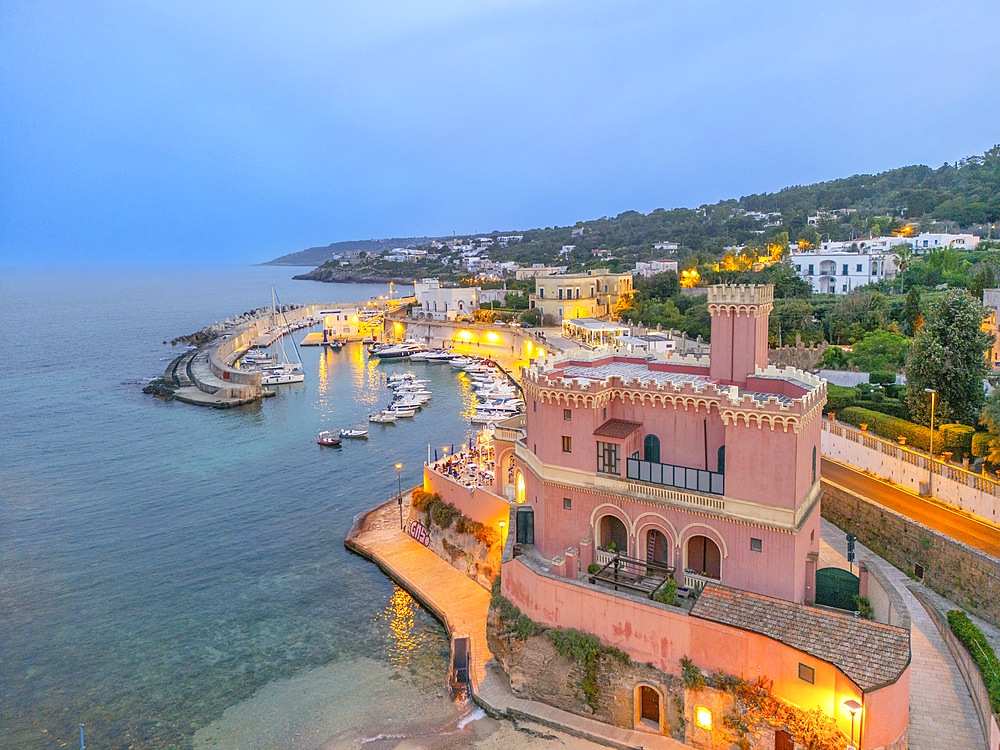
left=646, top=529, right=671, bottom=572
left=643, top=434, right=660, bottom=463
left=686, top=535, right=721, bottom=579
left=636, top=684, right=661, bottom=731
left=515, top=470, right=526, bottom=504
left=599, top=515, right=628, bottom=555
left=515, top=506, right=534, bottom=545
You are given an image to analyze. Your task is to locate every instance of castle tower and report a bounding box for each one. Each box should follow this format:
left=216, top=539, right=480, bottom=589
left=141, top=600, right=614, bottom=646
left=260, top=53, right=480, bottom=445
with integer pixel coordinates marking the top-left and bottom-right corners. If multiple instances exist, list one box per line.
left=707, top=284, right=773, bottom=385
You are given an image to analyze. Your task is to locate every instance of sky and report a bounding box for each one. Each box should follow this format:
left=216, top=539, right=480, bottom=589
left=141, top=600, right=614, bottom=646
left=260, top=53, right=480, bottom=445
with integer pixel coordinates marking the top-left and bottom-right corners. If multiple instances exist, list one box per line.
left=2, top=1, right=999, bottom=267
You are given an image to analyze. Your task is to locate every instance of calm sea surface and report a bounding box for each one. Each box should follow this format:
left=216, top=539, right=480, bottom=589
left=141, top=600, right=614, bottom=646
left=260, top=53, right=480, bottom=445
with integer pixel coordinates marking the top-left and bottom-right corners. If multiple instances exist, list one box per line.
left=0, top=266, right=483, bottom=749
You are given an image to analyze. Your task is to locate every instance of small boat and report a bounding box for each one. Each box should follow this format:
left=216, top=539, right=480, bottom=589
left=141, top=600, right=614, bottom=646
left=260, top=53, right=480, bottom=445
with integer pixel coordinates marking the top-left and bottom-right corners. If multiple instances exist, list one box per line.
left=317, top=431, right=342, bottom=446
left=388, top=407, right=417, bottom=418
left=339, top=428, right=369, bottom=439
left=369, top=412, right=397, bottom=423
left=449, top=357, right=475, bottom=369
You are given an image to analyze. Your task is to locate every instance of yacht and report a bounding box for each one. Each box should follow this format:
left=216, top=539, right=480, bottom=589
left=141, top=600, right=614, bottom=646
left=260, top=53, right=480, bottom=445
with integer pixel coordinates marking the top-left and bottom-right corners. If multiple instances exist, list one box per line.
left=375, top=342, right=427, bottom=360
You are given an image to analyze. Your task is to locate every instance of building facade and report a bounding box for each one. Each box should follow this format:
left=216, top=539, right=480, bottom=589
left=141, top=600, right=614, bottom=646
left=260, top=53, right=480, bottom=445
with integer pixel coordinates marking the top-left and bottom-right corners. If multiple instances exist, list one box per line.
left=491, top=284, right=910, bottom=748
left=635, top=259, right=679, bottom=277
left=530, top=269, right=633, bottom=321
left=790, top=250, right=896, bottom=295
left=413, top=278, right=479, bottom=320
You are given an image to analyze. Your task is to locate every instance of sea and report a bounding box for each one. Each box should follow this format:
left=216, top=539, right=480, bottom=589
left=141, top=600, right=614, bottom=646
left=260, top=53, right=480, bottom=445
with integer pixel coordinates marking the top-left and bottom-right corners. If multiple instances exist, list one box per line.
left=0, top=266, right=490, bottom=750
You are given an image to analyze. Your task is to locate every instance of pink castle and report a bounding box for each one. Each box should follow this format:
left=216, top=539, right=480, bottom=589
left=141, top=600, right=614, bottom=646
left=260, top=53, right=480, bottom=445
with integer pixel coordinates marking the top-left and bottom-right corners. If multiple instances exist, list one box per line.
left=487, top=284, right=910, bottom=749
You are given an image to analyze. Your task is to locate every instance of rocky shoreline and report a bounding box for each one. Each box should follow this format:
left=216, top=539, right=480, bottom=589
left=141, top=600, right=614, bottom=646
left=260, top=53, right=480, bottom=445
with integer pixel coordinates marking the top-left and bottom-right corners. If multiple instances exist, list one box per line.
left=293, top=266, right=417, bottom=284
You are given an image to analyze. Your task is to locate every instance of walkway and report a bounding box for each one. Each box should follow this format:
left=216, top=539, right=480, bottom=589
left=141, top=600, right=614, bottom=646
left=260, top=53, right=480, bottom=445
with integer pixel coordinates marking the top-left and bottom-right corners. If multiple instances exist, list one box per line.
left=820, top=518, right=984, bottom=749
left=346, top=496, right=684, bottom=750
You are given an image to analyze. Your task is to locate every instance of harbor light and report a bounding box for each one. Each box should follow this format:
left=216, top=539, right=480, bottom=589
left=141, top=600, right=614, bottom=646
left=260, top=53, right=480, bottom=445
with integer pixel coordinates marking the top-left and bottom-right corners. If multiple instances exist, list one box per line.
left=485, top=331, right=500, bottom=343
left=458, top=329, right=473, bottom=342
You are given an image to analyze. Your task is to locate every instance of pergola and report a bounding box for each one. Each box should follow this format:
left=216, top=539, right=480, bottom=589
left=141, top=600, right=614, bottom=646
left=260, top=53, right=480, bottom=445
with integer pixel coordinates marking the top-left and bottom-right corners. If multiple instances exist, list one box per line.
left=562, top=318, right=629, bottom=347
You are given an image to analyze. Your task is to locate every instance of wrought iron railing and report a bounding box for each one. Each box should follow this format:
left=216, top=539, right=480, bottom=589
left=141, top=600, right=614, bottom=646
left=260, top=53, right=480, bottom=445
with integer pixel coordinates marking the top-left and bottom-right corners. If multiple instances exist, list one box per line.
left=626, top=457, right=724, bottom=496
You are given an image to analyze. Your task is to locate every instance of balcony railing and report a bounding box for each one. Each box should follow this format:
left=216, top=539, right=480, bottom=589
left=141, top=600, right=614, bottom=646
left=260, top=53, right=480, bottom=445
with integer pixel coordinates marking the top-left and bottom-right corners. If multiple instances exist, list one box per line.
left=626, top=457, right=724, bottom=496
left=683, top=571, right=719, bottom=591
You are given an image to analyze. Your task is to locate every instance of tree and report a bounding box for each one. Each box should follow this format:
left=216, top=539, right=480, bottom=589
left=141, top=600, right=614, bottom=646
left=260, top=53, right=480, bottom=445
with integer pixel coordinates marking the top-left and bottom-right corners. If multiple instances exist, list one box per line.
left=893, top=244, right=913, bottom=293
left=902, top=288, right=922, bottom=335
left=904, top=290, right=993, bottom=426
left=849, top=330, right=910, bottom=372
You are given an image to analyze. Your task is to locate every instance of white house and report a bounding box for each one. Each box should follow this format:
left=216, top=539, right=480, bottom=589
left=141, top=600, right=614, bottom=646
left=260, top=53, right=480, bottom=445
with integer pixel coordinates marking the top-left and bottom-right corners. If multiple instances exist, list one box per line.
left=413, top=279, right=480, bottom=320
left=653, top=241, right=679, bottom=251
left=634, top=259, right=679, bottom=277
left=909, top=232, right=981, bottom=253
left=790, top=250, right=896, bottom=295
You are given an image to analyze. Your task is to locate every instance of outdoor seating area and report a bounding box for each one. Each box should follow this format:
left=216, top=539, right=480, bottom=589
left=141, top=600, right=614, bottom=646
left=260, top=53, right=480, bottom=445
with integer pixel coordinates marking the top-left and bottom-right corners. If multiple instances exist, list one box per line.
left=429, top=442, right=495, bottom=490
left=586, top=554, right=684, bottom=602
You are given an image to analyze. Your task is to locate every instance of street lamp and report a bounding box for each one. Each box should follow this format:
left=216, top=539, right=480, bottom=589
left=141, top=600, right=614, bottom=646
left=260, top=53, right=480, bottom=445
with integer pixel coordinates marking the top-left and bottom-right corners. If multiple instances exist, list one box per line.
left=395, top=462, right=403, bottom=529
left=844, top=698, right=862, bottom=747
left=924, top=388, right=936, bottom=497
left=498, top=520, right=507, bottom=548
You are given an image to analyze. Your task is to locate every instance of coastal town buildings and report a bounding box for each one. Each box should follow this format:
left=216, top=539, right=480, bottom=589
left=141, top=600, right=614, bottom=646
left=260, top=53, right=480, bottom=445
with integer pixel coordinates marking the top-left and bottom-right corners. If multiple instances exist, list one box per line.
left=983, top=289, right=1000, bottom=371
left=515, top=264, right=568, bottom=281
left=909, top=231, right=981, bottom=252
left=486, top=283, right=910, bottom=748
left=790, top=247, right=896, bottom=295
left=529, top=269, right=633, bottom=322
left=634, top=259, right=679, bottom=277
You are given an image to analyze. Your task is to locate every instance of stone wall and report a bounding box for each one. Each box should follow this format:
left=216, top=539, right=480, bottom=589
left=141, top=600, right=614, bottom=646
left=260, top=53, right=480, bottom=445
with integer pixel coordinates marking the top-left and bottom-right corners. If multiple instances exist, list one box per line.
left=487, top=607, right=685, bottom=742
left=405, top=505, right=500, bottom=590
left=822, top=482, right=1000, bottom=628
left=768, top=341, right=827, bottom=371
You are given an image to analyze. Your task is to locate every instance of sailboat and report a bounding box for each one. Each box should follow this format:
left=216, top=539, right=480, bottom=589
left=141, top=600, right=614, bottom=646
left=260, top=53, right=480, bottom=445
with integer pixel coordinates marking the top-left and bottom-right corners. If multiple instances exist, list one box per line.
left=260, top=286, right=305, bottom=385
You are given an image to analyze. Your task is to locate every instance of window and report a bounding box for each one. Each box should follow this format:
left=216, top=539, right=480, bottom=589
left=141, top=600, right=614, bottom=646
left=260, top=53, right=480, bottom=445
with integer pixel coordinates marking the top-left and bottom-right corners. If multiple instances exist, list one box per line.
left=797, top=663, right=815, bottom=684
left=539, top=288, right=544, bottom=298
left=558, top=288, right=563, bottom=300
left=597, top=441, right=620, bottom=474
left=841, top=284, right=847, bottom=292
left=563, top=497, right=572, bottom=510
left=812, top=446, right=817, bottom=484
left=842, top=264, right=848, bottom=276
left=533, top=400, right=536, bottom=412
left=563, top=408, right=572, bottom=421
left=562, top=436, right=572, bottom=453
left=750, top=538, right=762, bottom=552
left=807, top=263, right=814, bottom=275
left=717, top=445, right=726, bottom=474
left=643, top=434, right=660, bottom=463
left=602, top=407, right=607, bottom=420
left=795, top=264, right=801, bottom=271
left=856, top=263, right=863, bottom=272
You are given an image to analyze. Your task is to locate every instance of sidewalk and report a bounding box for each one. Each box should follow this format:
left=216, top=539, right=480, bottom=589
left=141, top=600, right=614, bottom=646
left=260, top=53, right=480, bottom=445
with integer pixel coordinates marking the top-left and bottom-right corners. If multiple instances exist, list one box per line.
left=347, top=497, right=684, bottom=750
left=820, top=518, right=984, bottom=749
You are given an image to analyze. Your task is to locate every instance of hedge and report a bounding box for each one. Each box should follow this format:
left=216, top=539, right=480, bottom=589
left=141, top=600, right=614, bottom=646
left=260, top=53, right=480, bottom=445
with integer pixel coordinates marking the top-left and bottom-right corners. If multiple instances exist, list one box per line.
left=947, top=610, right=1000, bottom=717
left=855, top=398, right=909, bottom=420
left=868, top=370, right=896, bottom=385
left=825, top=384, right=857, bottom=412
left=837, top=407, right=935, bottom=452
left=939, top=424, right=975, bottom=458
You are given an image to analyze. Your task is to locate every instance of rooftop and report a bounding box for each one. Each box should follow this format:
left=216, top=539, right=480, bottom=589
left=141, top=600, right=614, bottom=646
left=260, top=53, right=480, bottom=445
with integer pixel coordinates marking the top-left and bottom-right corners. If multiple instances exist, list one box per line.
left=593, top=418, right=643, bottom=439
left=563, top=318, right=630, bottom=333
left=692, top=585, right=910, bottom=691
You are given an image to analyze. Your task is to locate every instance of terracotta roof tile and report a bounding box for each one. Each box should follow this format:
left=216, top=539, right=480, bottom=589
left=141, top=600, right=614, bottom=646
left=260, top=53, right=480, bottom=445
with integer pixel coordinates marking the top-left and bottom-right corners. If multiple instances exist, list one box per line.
left=593, top=419, right=643, bottom=439
left=691, top=585, right=910, bottom=690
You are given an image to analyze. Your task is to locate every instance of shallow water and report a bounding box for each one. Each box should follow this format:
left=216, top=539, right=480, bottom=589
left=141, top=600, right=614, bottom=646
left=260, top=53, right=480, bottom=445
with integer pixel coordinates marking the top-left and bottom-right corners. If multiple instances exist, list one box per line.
left=0, top=267, right=484, bottom=749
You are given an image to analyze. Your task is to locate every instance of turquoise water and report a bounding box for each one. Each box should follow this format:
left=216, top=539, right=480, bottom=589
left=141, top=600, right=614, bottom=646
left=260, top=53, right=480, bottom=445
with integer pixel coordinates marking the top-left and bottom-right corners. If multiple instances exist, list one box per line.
left=0, top=267, right=481, bottom=749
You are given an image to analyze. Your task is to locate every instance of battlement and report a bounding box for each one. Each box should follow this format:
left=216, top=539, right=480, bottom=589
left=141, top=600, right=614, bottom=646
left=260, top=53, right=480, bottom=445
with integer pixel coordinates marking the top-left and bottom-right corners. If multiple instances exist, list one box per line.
left=707, top=283, right=774, bottom=308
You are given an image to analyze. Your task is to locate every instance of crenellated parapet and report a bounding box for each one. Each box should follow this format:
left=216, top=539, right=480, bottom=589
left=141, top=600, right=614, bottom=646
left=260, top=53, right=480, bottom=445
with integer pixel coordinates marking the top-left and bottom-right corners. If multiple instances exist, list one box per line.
left=707, top=283, right=774, bottom=317
left=522, top=358, right=827, bottom=432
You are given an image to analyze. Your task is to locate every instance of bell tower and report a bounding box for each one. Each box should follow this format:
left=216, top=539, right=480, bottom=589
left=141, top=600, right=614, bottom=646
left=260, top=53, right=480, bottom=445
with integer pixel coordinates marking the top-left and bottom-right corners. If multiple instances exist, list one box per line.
left=707, top=284, right=773, bottom=385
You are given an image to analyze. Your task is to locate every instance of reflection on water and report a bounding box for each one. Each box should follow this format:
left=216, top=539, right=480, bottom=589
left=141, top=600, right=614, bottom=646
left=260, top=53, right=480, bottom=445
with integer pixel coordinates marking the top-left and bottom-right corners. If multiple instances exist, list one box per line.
left=374, top=585, right=425, bottom=671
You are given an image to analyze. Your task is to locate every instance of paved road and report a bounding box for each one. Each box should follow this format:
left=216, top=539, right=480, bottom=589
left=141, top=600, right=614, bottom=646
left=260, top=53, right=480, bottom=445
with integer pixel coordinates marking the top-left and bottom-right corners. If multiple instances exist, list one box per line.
left=822, top=458, right=1000, bottom=558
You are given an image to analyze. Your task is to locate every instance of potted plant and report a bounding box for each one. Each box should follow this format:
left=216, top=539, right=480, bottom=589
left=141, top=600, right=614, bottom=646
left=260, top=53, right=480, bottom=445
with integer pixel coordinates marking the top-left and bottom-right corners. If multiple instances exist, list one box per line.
left=860, top=423, right=868, bottom=432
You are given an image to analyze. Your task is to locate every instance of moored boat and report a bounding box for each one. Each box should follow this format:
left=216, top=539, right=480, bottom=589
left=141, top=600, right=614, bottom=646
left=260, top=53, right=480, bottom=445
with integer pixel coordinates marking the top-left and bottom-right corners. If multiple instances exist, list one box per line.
left=317, top=430, right=342, bottom=446
left=339, top=428, right=369, bottom=439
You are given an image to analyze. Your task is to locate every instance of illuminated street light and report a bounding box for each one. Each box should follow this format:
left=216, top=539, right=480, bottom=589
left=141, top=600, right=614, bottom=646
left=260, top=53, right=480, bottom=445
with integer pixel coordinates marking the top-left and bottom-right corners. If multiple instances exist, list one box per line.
left=844, top=698, right=862, bottom=747
left=924, top=388, right=936, bottom=497
left=498, top=520, right=507, bottom=547
left=395, top=462, right=403, bottom=529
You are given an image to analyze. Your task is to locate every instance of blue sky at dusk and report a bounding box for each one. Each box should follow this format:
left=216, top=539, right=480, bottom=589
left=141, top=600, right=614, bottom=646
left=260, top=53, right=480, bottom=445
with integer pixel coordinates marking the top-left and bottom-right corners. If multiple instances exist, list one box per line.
left=2, top=1, right=999, bottom=267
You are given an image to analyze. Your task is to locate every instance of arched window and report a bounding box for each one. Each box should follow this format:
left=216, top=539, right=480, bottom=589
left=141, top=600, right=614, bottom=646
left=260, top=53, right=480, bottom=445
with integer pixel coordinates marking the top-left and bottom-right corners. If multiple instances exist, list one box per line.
left=515, top=471, right=526, bottom=504
left=599, top=515, right=628, bottom=555
left=812, top=446, right=817, bottom=484
left=686, top=535, right=721, bottom=579
left=717, top=445, right=726, bottom=474
left=643, top=434, right=660, bottom=464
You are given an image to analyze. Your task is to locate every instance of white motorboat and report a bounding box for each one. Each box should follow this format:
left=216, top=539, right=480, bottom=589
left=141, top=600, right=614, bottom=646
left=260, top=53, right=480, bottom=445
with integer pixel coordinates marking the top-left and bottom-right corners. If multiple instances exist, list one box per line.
left=339, top=428, right=369, bottom=439
left=375, top=342, right=427, bottom=359
left=449, top=357, right=475, bottom=369
left=369, top=412, right=397, bottom=423
left=261, top=366, right=305, bottom=385
left=423, top=350, right=459, bottom=362
left=389, top=407, right=417, bottom=418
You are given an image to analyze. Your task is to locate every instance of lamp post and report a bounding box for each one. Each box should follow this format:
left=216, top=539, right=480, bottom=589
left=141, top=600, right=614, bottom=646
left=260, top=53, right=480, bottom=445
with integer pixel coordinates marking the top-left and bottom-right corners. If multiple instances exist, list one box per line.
left=844, top=698, right=862, bottom=748
left=395, top=462, right=403, bottom=529
left=498, top=520, right=507, bottom=548
left=924, top=388, right=936, bottom=497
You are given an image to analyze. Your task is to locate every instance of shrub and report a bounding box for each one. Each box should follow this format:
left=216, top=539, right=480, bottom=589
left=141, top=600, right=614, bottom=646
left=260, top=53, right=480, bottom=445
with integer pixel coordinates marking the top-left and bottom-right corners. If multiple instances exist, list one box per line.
left=940, top=424, right=975, bottom=458
left=587, top=563, right=601, bottom=574
left=653, top=577, right=679, bottom=607
left=838, top=407, right=935, bottom=451
left=869, top=370, right=896, bottom=386
left=825, top=384, right=857, bottom=412
left=548, top=628, right=629, bottom=712
left=972, top=431, right=992, bottom=458
left=491, top=577, right=542, bottom=640
left=854, top=595, right=874, bottom=620
left=680, top=657, right=706, bottom=690
left=947, top=610, right=1000, bottom=716
left=410, top=488, right=439, bottom=512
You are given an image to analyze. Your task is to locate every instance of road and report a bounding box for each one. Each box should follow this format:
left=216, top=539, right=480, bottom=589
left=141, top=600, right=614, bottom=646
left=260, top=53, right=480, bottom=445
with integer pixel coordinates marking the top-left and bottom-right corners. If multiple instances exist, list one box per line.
left=822, top=458, right=1000, bottom=559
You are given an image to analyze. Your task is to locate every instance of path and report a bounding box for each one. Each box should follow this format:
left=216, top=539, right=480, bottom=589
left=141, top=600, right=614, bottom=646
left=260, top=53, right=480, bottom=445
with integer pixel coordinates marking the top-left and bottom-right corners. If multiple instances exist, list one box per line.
left=820, top=518, right=984, bottom=749
left=347, top=496, right=685, bottom=750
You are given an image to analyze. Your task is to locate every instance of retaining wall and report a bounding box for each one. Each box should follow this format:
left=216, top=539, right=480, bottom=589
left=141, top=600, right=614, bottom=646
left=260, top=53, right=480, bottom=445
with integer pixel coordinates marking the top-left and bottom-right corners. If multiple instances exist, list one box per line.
left=822, top=481, right=1000, bottom=629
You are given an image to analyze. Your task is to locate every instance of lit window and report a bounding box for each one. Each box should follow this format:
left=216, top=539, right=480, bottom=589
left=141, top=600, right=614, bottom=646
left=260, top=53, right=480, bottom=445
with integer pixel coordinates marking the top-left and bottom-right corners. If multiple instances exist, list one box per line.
left=563, top=497, right=572, bottom=510
left=750, top=538, right=762, bottom=553
left=694, top=706, right=712, bottom=729
left=562, top=436, right=572, bottom=453
left=798, top=663, right=815, bottom=684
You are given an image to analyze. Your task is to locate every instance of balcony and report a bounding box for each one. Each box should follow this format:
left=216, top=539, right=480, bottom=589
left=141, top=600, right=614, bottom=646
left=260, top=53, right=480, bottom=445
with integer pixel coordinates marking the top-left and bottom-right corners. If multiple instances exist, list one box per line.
left=626, top=457, right=724, bottom=496
left=588, top=553, right=676, bottom=600
left=683, top=570, right=720, bottom=591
